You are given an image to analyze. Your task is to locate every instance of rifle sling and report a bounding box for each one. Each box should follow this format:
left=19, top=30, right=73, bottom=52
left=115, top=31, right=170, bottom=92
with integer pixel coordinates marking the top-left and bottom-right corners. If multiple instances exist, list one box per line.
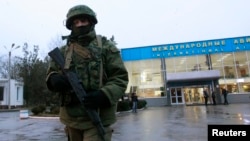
left=96, top=35, right=103, bottom=88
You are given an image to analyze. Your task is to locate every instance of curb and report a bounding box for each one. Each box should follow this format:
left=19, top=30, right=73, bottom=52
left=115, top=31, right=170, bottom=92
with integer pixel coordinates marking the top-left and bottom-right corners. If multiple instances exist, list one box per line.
left=29, top=116, right=59, bottom=119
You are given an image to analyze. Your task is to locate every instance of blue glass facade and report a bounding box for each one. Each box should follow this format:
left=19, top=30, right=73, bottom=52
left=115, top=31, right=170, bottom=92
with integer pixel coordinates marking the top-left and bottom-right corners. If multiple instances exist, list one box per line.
left=121, top=36, right=250, bottom=61
left=121, top=35, right=250, bottom=105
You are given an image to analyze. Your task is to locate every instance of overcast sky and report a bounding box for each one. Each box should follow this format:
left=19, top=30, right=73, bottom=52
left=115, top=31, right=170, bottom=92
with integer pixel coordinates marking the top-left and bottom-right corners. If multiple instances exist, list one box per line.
left=0, top=0, right=249, bottom=58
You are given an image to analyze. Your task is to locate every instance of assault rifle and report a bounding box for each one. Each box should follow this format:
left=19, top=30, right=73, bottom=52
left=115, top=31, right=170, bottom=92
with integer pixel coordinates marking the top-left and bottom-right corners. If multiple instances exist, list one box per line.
left=48, top=47, right=106, bottom=141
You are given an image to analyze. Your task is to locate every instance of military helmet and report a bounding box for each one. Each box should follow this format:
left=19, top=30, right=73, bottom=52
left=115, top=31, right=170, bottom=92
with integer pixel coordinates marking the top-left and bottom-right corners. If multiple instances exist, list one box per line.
left=66, top=5, right=98, bottom=29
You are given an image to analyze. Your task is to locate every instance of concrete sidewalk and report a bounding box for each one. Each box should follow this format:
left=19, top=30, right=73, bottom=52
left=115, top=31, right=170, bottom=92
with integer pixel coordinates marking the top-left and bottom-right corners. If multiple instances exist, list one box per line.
left=0, top=103, right=250, bottom=141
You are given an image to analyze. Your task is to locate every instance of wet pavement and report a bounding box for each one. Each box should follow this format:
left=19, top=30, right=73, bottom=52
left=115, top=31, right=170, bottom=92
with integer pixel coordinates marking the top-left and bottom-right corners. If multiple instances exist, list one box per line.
left=0, top=103, right=250, bottom=141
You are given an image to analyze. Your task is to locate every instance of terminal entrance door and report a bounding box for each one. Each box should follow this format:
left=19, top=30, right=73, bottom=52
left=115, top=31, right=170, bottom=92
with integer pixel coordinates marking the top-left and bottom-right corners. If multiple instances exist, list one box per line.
left=183, top=85, right=211, bottom=105
left=170, top=87, right=184, bottom=105
left=170, top=85, right=211, bottom=105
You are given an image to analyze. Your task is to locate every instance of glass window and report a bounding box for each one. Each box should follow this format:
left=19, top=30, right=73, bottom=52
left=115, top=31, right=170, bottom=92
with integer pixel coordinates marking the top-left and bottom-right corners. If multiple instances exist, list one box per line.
left=242, top=83, right=250, bottom=92
left=222, top=52, right=233, bottom=66
left=211, top=53, right=224, bottom=77
left=166, top=57, right=175, bottom=73
left=197, top=55, right=207, bottom=70
left=174, top=57, right=188, bottom=72
left=186, top=55, right=201, bottom=72
left=125, top=59, right=163, bottom=98
left=234, top=52, right=248, bottom=78
left=0, top=86, right=4, bottom=101
left=247, top=51, right=250, bottom=75
left=221, top=52, right=235, bottom=78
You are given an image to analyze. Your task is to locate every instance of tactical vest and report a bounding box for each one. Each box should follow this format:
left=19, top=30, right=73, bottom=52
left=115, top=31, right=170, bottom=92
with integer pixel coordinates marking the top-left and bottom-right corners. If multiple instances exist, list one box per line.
left=64, top=35, right=104, bottom=89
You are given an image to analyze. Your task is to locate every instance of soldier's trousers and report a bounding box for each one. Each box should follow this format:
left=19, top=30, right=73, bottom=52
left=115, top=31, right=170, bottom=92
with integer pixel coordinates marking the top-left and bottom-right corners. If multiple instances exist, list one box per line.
left=65, top=126, right=113, bottom=141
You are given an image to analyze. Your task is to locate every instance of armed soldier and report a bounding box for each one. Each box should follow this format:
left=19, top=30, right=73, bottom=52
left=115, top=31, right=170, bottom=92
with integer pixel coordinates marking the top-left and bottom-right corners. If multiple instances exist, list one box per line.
left=46, top=5, right=129, bottom=141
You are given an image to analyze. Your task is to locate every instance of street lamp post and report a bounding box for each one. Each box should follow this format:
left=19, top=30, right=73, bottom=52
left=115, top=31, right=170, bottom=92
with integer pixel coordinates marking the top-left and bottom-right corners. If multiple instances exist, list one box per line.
left=5, top=43, right=20, bottom=109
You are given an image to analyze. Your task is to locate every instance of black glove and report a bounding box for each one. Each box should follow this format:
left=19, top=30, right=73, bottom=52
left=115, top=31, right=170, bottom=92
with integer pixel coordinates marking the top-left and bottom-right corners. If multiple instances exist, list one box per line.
left=47, top=73, right=71, bottom=92
left=83, top=90, right=111, bottom=109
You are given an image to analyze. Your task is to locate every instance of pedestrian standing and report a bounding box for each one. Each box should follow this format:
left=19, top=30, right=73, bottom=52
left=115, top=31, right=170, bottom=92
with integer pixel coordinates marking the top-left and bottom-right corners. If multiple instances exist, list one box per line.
left=131, top=93, right=138, bottom=113
left=46, top=4, right=129, bottom=141
left=211, top=90, right=216, bottom=105
left=221, top=88, right=229, bottom=105
left=203, top=89, right=208, bottom=106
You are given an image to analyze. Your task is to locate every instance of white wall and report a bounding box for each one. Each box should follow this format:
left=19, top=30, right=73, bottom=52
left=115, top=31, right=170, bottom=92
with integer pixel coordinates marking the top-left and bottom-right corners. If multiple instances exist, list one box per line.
left=0, top=79, right=24, bottom=107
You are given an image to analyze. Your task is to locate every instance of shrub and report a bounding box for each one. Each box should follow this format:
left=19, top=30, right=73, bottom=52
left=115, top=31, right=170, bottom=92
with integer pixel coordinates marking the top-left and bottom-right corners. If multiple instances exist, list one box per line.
left=128, top=99, right=147, bottom=109
left=117, top=99, right=147, bottom=112
left=137, top=100, right=147, bottom=109
left=117, top=101, right=130, bottom=112
left=31, top=105, right=46, bottom=115
left=50, top=106, right=60, bottom=114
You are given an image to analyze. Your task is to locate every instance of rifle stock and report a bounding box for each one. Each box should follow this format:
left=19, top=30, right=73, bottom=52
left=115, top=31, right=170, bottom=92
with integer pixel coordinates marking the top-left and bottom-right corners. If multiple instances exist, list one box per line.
left=48, top=47, right=106, bottom=141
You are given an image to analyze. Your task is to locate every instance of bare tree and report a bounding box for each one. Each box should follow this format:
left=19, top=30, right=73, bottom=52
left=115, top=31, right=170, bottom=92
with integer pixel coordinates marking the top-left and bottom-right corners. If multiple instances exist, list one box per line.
left=47, top=34, right=66, bottom=51
left=0, top=56, right=8, bottom=78
left=0, top=52, right=21, bottom=79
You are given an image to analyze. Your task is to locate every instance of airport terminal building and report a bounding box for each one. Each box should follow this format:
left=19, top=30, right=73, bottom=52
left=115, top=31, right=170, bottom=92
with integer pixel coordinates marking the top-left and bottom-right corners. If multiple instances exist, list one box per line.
left=121, top=35, right=250, bottom=106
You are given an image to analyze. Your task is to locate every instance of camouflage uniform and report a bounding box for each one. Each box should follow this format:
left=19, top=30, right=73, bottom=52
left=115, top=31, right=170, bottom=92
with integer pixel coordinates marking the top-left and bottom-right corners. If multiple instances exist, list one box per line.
left=46, top=5, right=128, bottom=141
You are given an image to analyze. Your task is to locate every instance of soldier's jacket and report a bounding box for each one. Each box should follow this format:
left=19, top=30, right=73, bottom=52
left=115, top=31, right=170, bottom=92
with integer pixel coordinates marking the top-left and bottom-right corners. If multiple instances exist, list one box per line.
left=46, top=35, right=129, bottom=129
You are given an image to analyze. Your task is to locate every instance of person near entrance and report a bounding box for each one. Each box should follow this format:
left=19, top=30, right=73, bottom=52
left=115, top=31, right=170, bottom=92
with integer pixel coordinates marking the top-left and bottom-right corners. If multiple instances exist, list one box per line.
left=131, top=92, right=138, bottom=113
left=211, top=90, right=216, bottom=105
left=203, top=89, right=209, bottom=106
left=188, top=90, right=192, bottom=103
left=221, top=88, right=229, bottom=105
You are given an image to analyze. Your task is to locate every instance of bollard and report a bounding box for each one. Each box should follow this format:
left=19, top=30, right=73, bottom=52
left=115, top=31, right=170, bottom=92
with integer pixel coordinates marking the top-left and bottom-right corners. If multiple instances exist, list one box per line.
left=20, top=109, right=29, bottom=119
